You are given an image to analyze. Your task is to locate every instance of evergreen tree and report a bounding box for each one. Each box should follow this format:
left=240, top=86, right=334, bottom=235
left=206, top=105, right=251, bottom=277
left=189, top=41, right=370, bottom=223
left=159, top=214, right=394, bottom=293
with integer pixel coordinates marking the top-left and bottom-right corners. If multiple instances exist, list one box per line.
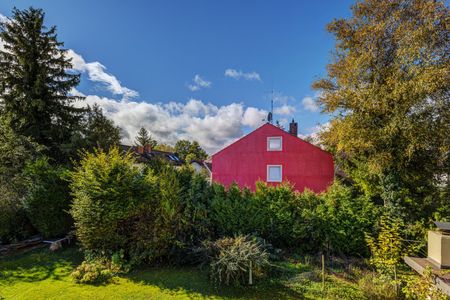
left=0, top=7, right=84, bottom=162
left=82, top=104, right=121, bottom=152
left=134, top=127, right=157, bottom=148
left=312, top=0, right=449, bottom=219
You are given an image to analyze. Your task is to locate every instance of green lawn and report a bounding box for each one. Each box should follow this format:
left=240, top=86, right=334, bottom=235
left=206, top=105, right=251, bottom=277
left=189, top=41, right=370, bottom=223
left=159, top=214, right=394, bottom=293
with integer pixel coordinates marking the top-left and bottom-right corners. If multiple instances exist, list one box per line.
left=0, top=247, right=367, bottom=300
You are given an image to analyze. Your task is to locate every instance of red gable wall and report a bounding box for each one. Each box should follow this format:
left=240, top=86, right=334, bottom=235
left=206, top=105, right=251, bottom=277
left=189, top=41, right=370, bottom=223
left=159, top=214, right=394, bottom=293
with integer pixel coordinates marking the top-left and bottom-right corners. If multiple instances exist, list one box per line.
left=211, top=123, right=334, bottom=193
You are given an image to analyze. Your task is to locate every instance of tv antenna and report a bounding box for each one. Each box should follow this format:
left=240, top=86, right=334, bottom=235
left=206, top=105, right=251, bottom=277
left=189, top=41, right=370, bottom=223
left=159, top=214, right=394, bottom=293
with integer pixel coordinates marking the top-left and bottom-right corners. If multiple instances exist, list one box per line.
left=267, top=89, right=274, bottom=124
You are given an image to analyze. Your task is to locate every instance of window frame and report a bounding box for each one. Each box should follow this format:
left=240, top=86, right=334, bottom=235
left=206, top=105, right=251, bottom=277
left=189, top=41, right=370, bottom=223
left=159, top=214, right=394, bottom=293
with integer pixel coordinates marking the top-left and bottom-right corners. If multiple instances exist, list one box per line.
left=267, top=136, right=283, bottom=151
left=267, top=164, right=283, bottom=182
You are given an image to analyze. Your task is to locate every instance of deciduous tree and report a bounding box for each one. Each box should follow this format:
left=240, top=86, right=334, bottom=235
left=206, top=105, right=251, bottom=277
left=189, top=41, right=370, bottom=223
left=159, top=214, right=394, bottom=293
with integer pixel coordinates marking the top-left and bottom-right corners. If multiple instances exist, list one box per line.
left=313, top=0, right=449, bottom=219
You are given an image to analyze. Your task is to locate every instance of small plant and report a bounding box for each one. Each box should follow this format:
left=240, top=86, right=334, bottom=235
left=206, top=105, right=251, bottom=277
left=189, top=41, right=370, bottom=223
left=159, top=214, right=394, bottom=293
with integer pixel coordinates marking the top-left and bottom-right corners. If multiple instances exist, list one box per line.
left=205, top=235, right=269, bottom=286
left=402, top=266, right=448, bottom=300
left=71, top=260, right=115, bottom=284
left=358, top=271, right=398, bottom=300
left=365, top=213, right=403, bottom=279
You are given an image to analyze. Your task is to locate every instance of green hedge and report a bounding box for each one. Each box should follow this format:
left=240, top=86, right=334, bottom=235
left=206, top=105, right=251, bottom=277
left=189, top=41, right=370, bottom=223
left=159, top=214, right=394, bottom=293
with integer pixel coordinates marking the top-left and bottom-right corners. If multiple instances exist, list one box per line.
left=70, top=147, right=378, bottom=267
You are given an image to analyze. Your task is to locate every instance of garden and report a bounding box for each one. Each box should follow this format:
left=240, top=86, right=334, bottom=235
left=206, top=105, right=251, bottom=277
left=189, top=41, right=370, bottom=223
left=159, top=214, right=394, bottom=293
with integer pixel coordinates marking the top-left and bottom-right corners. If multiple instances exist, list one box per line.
left=1, top=1, right=449, bottom=299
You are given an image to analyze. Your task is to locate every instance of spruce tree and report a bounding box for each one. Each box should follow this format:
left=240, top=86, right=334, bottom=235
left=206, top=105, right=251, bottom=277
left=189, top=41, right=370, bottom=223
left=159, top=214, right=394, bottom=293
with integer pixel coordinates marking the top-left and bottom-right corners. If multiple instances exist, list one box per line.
left=134, top=127, right=157, bottom=148
left=0, top=7, right=84, bottom=162
left=83, top=104, right=121, bottom=152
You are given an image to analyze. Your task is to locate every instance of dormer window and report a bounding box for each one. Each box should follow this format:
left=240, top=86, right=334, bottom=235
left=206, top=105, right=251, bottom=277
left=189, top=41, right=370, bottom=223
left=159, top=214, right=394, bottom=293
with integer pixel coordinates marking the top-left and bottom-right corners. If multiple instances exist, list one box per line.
left=267, top=137, right=282, bottom=151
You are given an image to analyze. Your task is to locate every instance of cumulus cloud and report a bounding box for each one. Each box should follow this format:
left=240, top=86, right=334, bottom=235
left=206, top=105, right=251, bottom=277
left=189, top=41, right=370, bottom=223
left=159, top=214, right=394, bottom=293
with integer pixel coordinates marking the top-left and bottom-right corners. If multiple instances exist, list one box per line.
left=187, top=74, right=211, bottom=91
left=66, top=49, right=139, bottom=99
left=274, top=105, right=296, bottom=116
left=301, top=96, right=319, bottom=112
left=75, top=96, right=266, bottom=154
left=299, top=122, right=330, bottom=147
left=242, top=107, right=267, bottom=128
left=224, top=69, right=261, bottom=81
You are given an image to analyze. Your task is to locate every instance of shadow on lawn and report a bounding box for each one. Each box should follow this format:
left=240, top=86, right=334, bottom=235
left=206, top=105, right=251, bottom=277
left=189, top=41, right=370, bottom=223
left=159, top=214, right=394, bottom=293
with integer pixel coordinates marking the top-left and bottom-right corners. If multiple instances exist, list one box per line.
left=1, top=247, right=306, bottom=299
left=0, top=246, right=82, bottom=284
left=125, top=267, right=306, bottom=299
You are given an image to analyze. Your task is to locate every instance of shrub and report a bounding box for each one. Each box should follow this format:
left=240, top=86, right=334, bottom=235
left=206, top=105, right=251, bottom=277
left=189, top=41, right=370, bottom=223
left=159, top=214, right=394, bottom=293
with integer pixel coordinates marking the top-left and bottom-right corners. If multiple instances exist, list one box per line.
left=131, top=165, right=213, bottom=264
left=71, top=259, right=119, bottom=284
left=0, top=117, right=41, bottom=243
left=253, top=182, right=300, bottom=246
left=23, top=157, right=72, bottom=238
left=210, top=183, right=263, bottom=237
left=209, top=181, right=377, bottom=256
left=402, top=266, right=448, bottom=300
left=365, top=213, right=404, bottom=278
left=313, top=182, right=378, bottom=256
left=358, top=272, right=398, bottom=300
left=70, top=147, right=157, bottom=254
left=0, top=186, right=31, bottom=244
left=205, top=235, right=269, bottom=286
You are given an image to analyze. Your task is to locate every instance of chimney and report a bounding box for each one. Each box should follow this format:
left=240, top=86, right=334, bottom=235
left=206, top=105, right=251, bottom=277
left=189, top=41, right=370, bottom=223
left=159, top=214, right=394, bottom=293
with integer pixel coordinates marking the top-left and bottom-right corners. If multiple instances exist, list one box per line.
left=144, top=144, right=152, bottom=153
left=289, top=118, right=298, bottom=137
left=136, top=146, right=144, bottom=154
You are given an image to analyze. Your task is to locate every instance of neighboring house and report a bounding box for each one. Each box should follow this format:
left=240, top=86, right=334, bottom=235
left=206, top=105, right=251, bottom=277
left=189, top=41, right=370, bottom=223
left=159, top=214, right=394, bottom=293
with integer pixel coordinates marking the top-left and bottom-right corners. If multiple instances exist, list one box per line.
left=120, top=144, right=211, bottom=177
left=211, top=120, right=334, bottom=193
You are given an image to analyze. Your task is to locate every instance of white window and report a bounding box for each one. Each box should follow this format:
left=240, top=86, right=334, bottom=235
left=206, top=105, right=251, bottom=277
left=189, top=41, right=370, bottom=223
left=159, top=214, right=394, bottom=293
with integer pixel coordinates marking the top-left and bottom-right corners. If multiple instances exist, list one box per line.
left=267, top=137, right=282, bottom=151
left=267, top=165, right=282, bottom=182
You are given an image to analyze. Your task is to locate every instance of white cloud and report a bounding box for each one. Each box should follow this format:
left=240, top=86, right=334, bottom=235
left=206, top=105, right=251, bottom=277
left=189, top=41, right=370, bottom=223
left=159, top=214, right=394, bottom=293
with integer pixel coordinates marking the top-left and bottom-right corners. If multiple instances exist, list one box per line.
left=66, top=49, right=138, bottom=99
left=75, top=95, right=266, bottom=154
left=187, top=74, right=211, bottom=92
left=224, top=69, right=261, bottom=81
left=242, top=107, right=267, bottom=127
left=271, top=91, right=295, bottom=105
left=274, top=105, right=296, bottom=115
left=299, top=122, right=330, bottom=147
left=69, top=88, right=86, bottom=97
left=0, top=12, right=9, bottom=24
left=301, top=96, right=319, bottom=112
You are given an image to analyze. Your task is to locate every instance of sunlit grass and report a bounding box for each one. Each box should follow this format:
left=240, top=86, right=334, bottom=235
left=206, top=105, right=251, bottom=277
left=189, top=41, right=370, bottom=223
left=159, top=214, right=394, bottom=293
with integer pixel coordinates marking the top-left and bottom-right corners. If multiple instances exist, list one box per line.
left=0, top=247, right=368, bottom=299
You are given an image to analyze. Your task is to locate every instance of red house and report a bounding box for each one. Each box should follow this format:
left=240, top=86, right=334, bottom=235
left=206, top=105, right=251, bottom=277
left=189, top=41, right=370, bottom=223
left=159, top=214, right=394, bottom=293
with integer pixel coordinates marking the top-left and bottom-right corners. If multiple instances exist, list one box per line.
left=211, top=120, right=334, bottom=193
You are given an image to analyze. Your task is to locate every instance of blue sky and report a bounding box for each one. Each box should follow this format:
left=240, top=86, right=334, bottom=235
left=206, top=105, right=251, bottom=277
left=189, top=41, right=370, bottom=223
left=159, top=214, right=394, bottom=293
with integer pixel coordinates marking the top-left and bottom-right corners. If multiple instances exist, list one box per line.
left=0, top=0, right=354, bottom=153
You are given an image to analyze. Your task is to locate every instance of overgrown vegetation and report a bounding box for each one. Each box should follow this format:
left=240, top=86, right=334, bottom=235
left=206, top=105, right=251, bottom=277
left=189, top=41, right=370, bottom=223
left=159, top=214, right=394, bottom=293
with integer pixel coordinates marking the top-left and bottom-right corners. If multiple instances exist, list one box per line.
left=1, top=1, right=449, bottom=298
left=23, top=158, right=72, bottom=238
left=205, top=235, right=269, bottom=286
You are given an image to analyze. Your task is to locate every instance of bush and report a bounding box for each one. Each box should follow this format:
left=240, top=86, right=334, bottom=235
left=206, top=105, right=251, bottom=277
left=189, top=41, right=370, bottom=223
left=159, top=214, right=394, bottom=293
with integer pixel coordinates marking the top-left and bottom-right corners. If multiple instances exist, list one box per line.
left=205, top=235, right=269, bottom=286
left=402, top=266, right=448, bottom=300
left=210, top=181, right=377, bottom=256
left=358, top=272, right=398, bottom=300
left=0, top=185, right=31, bottom=244
left=23, top=157, right=72, bottom=238
left=210, top=183, right=263, bottom=237
left=366, top=213, right=404, bottom=278
left=70, top=148, right=214, bottom=266
left=131, top=165, right=212, bottom=264
left=0, top=117, right=41, bottom=243
left=70, top=147, right=157, bottom=254
left=313, top=182, right=378, bottom=256
left=71, top=259, right=118, bottom=284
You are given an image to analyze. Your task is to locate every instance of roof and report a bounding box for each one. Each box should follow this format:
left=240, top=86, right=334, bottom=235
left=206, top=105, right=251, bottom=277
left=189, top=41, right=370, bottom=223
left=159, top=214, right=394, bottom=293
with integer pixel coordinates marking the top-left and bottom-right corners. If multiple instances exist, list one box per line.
left=212, top=122, right=331, bottom=157
left=119, top=144, right=183, bottom=165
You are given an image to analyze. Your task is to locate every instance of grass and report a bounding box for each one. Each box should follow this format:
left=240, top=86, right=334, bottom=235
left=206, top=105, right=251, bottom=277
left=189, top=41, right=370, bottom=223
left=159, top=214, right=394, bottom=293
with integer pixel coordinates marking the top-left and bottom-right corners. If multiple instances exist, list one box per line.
left=0, top=246, right=369, bottom=300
